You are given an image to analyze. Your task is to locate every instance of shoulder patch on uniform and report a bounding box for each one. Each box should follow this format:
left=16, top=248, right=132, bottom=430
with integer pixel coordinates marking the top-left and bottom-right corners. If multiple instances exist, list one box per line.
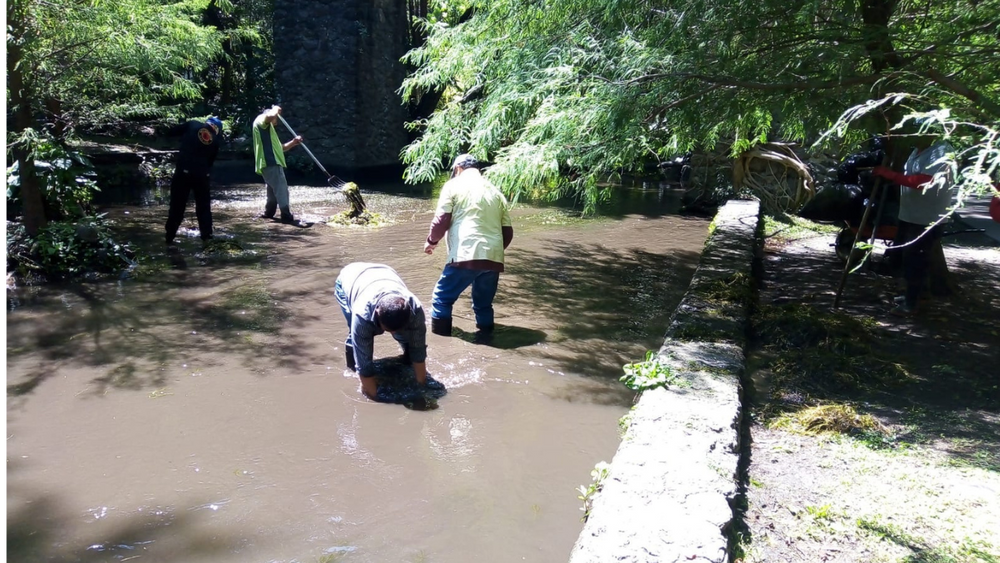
left=198, top=128, right=213, bottom=145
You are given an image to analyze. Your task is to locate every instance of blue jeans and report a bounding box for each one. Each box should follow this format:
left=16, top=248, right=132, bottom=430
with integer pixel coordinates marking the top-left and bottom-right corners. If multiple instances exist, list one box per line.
left=431, top=265, right=500, bottom=327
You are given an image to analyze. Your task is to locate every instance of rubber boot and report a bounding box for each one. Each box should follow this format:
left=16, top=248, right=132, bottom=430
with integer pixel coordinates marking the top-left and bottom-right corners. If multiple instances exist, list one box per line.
left=279, top=206, right=296, bottom=224
left=474, top=323, right=495, bottom=345
left=261, top=201, right=277, bottom=219
left=431, top=317, right=452, bottom=337
left=345, top=345, right=356, bottom=371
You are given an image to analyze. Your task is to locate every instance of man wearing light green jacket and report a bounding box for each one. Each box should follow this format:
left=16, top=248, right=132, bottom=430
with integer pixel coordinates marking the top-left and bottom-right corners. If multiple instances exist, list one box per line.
left=253, top=105, right=302, bottom=224
left=424, top=154, right=513, bottom=341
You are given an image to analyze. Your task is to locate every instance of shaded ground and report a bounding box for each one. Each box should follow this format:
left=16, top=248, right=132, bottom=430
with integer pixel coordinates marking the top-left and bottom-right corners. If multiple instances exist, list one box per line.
left=739, top=218, right=1000, bottom=562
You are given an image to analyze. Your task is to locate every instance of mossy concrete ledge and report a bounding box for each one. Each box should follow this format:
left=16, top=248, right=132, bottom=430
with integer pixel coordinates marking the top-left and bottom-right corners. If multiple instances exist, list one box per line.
left=569, top=200, right=761, bottom=563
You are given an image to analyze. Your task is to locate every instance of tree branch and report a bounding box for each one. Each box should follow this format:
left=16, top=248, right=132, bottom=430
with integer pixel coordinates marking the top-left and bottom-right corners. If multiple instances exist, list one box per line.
left=620, top=71, right=899, bottom=91
left=920, top=68, right=1000, bottom=117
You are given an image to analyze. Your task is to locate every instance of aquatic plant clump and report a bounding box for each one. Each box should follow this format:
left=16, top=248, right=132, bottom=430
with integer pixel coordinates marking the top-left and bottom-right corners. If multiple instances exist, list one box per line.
left=6, top=217, right=135, bottom=281
left=326, top=210, right=388, bottom=227
left=326, top=182, right=388, bottom=227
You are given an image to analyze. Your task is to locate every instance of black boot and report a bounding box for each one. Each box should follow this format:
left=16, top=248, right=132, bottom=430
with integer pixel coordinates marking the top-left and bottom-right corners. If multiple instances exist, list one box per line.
left=261, top=201, right=277, bottom=219
left=474, top=323, right=495, bottom=345
left=345, top=345, right=356, bottom=371
left=279, top=206, right=296, bottom=224
left=431, top=317, right=452, bottom=337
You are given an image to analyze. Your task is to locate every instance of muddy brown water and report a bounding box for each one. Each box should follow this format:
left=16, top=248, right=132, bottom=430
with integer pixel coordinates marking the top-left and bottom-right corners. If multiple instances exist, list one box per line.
left=7, top=180, right=708, bottom=563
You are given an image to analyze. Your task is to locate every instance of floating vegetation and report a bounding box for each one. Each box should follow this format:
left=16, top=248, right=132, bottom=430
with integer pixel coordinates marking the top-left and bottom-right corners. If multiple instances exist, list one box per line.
left=326, top=209, right=389, bottom=227
left=201, top=238, right=246, bottom=256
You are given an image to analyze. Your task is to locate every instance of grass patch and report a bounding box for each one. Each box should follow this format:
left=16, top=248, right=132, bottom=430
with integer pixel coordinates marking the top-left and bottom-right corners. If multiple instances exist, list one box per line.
left=763, top=213, right=841, bottom=242
left=857, top=517, right=1000, bottom=563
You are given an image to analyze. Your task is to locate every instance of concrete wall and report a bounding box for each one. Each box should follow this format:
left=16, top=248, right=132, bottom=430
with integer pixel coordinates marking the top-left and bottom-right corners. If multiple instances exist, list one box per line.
left=570, top=200, right=761, bottom=563
left=273, top=0, right=410, bottom=173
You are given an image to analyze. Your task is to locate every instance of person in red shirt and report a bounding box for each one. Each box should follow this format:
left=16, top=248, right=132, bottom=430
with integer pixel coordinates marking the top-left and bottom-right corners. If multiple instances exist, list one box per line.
left=871, top=139, right=954, bottom=316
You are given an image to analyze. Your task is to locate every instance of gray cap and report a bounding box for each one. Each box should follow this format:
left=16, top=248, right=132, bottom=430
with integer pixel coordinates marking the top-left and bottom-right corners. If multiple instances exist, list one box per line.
left=451, top=154, right=479, bottom=169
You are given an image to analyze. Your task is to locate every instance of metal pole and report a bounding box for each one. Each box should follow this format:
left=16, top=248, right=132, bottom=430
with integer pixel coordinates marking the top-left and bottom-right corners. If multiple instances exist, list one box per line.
left=277, top=115, right=345, bottom=187
left=833, top=176, right=883, bottom=308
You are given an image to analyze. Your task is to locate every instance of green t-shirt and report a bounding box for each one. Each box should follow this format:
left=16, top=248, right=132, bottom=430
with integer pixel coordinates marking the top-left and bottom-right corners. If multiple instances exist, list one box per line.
left=252, top=113, right=286, bottom=174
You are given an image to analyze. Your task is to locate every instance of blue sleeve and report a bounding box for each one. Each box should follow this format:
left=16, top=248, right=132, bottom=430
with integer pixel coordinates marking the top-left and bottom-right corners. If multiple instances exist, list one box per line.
left=406, top=304, right=428, bottom=363
left=351, top=315, right=378, bottom=377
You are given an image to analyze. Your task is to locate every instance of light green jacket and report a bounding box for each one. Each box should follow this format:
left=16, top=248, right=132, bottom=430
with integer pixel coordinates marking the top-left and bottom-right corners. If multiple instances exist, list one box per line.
left=435, top=169, right=512, bottom=265
left=252, top=113, right=286, bottom=174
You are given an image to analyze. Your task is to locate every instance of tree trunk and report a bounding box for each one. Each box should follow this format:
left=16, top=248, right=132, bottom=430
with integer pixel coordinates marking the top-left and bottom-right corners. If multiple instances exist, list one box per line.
left=7, top=0, right=47, bottom=236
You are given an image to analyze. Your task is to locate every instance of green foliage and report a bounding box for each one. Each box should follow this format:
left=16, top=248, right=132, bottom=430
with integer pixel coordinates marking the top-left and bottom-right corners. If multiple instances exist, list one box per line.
left=7, top=131, right=98, bottom=220
left=620, top=350, right=677, bottom=392
left=617, top=406, right=635, bottom=436
left=823, top=97, right=1000, bottom=228
left=9, top=0, right=224, bottom=129
left=200, top=0, right=272, bottom=132
left=6, top=217, right=135, bottom=280
left=400, top=0, right=1000, bottom=212
left=805, top=503, right=833, bottom=521
left=576, top=461, right=610, bottom=522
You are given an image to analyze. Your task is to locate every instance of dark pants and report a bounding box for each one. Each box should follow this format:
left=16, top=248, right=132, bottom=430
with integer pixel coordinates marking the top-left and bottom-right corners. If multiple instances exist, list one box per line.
left=897, top=220, right=942, bottom=308
left=165, top=170, right=213, bottom=243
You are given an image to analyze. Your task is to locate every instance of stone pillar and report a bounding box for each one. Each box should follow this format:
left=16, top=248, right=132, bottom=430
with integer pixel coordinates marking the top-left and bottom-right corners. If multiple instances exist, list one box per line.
left=272, top=0, right=410, bottom=174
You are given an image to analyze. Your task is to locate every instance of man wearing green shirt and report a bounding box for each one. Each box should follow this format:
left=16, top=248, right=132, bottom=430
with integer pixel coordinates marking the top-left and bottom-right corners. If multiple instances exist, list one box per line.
left=253, top=105, right=303, bottom=224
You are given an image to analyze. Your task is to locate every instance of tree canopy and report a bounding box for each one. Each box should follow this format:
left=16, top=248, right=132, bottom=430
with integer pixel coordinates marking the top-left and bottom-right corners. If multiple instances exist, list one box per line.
left=7, top=0, right=231, bottom=235
left=400, top=0, right=1000, bottom=211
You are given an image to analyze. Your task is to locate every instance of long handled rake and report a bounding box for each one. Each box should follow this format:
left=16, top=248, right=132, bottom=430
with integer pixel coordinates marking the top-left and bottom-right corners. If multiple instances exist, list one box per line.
left=277, top=114, right=348, bottom=190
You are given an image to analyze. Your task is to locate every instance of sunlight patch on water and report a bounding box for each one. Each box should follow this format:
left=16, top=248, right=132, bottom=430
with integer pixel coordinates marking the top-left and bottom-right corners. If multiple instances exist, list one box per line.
left=188, top=499, right=230, bottom=512
left=424, top=416, right=477, bottom=463
left=429, top=358, right=484, bottom=389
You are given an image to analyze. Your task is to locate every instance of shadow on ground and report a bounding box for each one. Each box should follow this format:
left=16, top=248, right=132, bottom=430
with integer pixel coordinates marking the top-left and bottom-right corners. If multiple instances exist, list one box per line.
left=749, top=230, right=1000, bottom=471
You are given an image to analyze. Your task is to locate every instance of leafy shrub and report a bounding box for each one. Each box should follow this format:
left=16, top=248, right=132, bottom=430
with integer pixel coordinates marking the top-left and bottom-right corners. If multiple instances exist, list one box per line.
left=6, top=216, right=135, bottom=280
left=620, top=350, right=677, bottom=391
left=6, top=134, right=99, bottom=220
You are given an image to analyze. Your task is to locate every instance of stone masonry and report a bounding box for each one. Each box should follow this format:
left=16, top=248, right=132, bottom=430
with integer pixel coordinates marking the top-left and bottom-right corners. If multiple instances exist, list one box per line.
left=570, top=200, right=761, bottom=563
left=273, top=0, right=410, bottom=173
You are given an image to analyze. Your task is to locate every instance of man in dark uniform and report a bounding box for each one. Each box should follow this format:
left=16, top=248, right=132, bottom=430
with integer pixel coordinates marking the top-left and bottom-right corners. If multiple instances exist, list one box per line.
left=165, top=116, right=223, bottom=246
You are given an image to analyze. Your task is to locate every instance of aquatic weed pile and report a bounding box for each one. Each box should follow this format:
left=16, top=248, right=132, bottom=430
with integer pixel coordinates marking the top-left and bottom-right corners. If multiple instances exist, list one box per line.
left=326, top=210, right=388, bottom=227
left=753, top=303, right=913, bottom=408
